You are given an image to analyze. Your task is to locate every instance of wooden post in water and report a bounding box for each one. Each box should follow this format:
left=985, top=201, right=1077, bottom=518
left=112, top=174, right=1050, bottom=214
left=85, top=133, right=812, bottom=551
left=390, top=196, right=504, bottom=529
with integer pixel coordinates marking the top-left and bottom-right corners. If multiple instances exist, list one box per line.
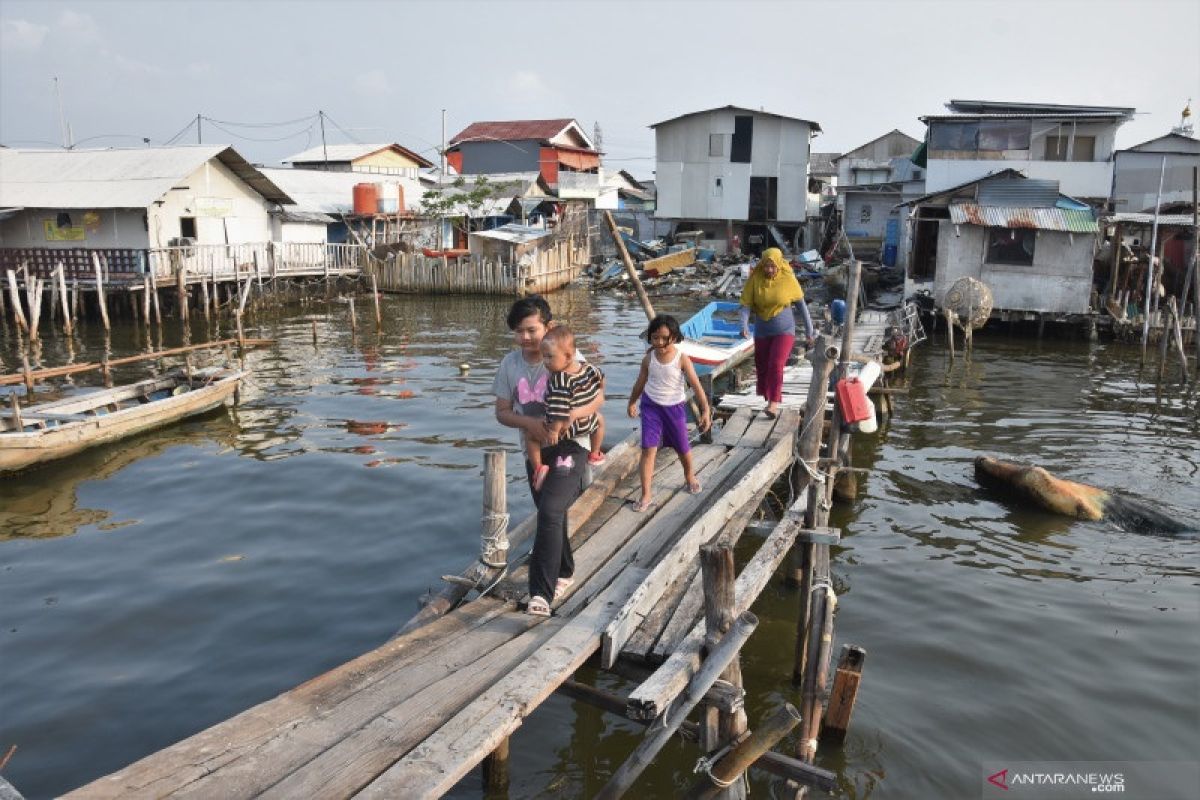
left=686, top=704, right=802, bottom=800
left=142, top=276, right=152, bottom=326
left=200, top=274, right=211, bottom=323
left=8, top=392, right=23, bottom=431
left=56, top=264, right=72, bottom=336
left=699, top=540, right=748, bottom=800
left=481, top=453, right=511, bottom=796
left=312, top=320, right=319, bottom=348
left=25, top=277, right=41, bottom=341
left=371, top=272, right=382, bottom=329
left=176, top=257, right=189, bottom=324
left=603, top=210, right=655, bottom=321
left=21, top=353, right=34, bottom=393
left=6, top=269, right=28, bottom=333
left=595, top=612, right=758, bottom=800
left=821, top=644, right=866, bottom=744
left=148, top=263, right=162, bottom=329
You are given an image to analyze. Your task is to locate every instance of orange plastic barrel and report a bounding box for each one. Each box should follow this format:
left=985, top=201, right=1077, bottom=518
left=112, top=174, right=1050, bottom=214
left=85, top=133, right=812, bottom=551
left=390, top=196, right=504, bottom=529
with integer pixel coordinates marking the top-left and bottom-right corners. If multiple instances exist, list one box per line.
left=353, top=183, right=378, bottom=215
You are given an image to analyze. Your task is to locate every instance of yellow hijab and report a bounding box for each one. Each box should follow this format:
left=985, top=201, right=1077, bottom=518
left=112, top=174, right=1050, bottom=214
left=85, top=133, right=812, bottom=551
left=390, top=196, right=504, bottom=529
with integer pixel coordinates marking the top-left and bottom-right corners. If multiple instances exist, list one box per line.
left=740, top=248, right=804, bottom=321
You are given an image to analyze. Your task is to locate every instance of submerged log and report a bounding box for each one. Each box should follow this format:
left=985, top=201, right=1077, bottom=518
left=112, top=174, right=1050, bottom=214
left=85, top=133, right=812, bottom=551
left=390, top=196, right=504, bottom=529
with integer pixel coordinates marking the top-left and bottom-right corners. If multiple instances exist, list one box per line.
left=973, top=455, right=1191, bottom=533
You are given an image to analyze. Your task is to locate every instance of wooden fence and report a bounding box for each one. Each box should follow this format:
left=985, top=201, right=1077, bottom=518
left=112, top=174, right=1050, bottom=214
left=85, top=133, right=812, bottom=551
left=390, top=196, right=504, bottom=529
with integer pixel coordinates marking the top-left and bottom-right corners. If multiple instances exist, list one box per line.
left=372, top=233, right=589, bottom=296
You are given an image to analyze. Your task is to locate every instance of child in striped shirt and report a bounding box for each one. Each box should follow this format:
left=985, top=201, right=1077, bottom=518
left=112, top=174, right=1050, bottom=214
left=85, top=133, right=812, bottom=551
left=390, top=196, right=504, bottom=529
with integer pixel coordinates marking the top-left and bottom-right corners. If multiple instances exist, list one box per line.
left=527, top=325, right=606, bottom=490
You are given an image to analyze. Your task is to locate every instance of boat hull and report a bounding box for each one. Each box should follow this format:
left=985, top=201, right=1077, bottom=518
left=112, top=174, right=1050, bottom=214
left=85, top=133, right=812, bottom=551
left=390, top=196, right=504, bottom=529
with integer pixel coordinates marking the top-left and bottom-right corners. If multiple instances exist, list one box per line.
left=1, top=371, right=242, bottom=474
left=679, top=301, right=755, bottom=377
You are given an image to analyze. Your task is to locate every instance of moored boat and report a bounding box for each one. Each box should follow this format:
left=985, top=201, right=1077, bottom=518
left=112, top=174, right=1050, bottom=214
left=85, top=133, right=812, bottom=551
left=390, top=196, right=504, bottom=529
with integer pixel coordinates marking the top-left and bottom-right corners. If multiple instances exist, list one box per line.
left=1, top=367, right=243, bottom=474
left=678, top=301, right=755, bottom=377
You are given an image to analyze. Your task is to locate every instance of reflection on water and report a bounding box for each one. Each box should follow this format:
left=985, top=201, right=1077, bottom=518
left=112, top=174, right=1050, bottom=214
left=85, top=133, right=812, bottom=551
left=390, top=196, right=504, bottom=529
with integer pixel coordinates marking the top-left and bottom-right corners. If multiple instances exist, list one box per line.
left=2, top=295, right=1198, bottom=799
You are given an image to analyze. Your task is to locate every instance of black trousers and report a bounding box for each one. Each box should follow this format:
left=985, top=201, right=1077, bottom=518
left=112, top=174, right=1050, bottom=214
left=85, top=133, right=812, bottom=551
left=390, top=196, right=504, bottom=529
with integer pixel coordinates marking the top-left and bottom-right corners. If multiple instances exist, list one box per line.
left=525, top=440, right=588, bottom=603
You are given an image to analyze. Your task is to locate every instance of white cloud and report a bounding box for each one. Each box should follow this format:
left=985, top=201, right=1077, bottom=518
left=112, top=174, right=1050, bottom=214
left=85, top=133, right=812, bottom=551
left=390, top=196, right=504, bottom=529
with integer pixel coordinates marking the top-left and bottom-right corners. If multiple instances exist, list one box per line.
left=1, top=19, right=49, bottom=52
left=508, top=70, right=550, bottom=98
left=57, top=9, right=100, bottom=40
left=353, top=69, right=392, bottom=96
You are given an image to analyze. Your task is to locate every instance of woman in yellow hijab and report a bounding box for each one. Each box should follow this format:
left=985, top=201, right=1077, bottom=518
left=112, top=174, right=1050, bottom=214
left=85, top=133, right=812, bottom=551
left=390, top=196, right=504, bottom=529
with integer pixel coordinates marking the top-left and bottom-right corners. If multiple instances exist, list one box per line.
left=739, top=248, right=815, bottom=417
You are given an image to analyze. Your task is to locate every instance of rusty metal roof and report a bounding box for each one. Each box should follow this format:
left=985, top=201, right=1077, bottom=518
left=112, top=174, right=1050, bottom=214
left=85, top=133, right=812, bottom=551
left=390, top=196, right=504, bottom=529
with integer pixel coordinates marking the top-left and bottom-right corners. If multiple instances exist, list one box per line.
left=448, top=119, right=593, bottom=149
left=949, top=204, right=1098, bottom=232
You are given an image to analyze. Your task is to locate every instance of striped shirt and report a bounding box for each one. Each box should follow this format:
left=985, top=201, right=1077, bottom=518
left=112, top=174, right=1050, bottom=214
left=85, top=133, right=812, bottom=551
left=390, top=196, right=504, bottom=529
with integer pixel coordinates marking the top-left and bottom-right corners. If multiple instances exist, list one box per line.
left=546, top=363, right=603, bottom=439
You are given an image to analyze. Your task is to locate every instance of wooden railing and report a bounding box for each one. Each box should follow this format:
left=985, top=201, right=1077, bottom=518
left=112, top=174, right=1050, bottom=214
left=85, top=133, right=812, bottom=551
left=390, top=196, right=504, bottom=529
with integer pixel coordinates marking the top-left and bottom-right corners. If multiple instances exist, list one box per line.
left=0, top=243, right=366, bottom=283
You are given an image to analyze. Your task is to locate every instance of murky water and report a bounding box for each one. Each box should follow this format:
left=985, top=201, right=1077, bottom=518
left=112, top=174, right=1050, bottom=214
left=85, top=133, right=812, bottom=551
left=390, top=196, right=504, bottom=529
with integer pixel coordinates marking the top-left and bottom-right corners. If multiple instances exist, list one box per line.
left=1, top=289, right=1197, bottom=799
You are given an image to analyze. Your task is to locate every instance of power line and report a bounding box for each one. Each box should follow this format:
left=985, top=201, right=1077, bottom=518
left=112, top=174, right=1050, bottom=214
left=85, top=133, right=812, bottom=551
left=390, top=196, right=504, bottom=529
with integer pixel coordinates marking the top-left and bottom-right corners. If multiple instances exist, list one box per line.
left=162, top=117, right=197, bottom=145
left=202, top=118, right=318, bottom=142
left=202, top=113, right=319, bottom=128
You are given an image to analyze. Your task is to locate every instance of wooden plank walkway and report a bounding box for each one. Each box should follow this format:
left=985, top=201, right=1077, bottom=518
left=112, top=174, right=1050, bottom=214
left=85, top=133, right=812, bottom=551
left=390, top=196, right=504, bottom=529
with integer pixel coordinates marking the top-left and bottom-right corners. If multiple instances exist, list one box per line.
left=719, top=310, right=893, bottom=411
left=67, top=409, right=808, bottom=799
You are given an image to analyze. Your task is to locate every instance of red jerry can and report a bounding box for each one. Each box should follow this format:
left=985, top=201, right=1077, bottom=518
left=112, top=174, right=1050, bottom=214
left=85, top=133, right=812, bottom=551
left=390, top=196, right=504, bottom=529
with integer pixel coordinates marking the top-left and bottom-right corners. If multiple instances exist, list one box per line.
left=835, top=377, right=872, bottom=424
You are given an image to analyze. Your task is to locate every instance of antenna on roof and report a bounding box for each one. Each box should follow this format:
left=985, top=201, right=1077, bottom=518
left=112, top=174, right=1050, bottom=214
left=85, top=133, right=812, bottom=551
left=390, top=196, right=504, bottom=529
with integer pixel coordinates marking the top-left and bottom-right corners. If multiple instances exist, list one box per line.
left=1171, top=98, right=1194, bottom=137
left=593, top=121, right=603, bottom=153
left=53, top=76, right=73, bottom=149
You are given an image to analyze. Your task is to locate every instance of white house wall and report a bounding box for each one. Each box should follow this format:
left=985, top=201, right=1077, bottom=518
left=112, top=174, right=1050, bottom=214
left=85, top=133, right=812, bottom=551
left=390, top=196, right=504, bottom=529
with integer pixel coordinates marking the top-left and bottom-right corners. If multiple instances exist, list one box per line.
left=147, top=157, right=273, bottom=248
left=927, top=121, right=1119, bottom=199
left=933, top=222, right=1095, bottom=314
left=1112, top=150, right=1200, bottom=212
left=0, top=208, right=149, bottom=249
left=842, top=193, right=900, bottom=239
left=654, top=109, right=811, bottom=222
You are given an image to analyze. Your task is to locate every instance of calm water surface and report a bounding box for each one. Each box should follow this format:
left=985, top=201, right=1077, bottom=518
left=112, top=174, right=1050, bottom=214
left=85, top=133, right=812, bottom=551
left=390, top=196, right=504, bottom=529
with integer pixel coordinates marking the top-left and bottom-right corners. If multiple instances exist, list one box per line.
left=1, top=289, right=1197, bottom=799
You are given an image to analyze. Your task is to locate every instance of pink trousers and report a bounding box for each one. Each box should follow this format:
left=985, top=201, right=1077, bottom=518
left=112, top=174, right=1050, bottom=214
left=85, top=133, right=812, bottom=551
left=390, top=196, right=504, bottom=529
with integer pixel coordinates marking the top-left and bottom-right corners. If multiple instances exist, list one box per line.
left=754, top=334, right=795, bottom=404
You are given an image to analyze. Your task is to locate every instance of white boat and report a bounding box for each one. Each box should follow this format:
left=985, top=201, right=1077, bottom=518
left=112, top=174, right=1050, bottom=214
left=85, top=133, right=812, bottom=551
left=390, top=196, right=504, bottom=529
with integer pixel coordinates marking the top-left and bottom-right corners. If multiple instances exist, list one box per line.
left=1, top=367, right=243, bottom=474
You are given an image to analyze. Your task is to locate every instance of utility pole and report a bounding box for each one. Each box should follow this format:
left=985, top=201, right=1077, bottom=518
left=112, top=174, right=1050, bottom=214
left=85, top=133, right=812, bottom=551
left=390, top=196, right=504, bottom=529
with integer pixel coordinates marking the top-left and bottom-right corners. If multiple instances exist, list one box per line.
left=197, top=113, right=202, bottom=144
left=319, top=110, right=328, bottom=166
left=53, top=76, right=72, bottom=148
left=441, top=108, right=447, bottom=177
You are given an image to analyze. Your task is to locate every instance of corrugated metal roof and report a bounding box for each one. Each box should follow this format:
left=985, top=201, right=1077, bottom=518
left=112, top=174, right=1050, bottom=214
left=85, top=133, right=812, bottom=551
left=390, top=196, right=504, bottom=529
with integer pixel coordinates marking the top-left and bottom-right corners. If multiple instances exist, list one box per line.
left=946, top=99, right=1135, bottom=116
left=809, top=152, right=841, bottom=176
left=1103, top=212, right=1196, bottom=226
left=0, top=146, right=291, bottom=208
left=270, top=208, right=336, bottom=224
left=949, top=204, right=1098, bottom=232
left=650, top=105, right=822, bottom=133
left=471, top=223, right=552, bottom=244
left=921, top=113, right=1128, bottom=122
left=283, top=142, right=433, bottom=168
left=259, top=167, right=424, bottom=214
left=977, top=177, right=1060, bottom=207
left=449, top=119, right=593, bottom=148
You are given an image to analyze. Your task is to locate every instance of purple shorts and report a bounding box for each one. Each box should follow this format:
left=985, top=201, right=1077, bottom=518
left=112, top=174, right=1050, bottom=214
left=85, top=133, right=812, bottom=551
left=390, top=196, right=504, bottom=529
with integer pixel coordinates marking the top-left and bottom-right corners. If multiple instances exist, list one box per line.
left=640, top=396, right=690, bottom=454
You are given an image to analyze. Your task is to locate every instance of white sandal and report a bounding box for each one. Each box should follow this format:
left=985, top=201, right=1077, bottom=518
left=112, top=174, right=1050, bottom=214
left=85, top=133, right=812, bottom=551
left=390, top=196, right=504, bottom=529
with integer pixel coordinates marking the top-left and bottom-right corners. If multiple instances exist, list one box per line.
left=527, top=595, right=551, bottom=617
left=554, top=577, right=574, bottom=601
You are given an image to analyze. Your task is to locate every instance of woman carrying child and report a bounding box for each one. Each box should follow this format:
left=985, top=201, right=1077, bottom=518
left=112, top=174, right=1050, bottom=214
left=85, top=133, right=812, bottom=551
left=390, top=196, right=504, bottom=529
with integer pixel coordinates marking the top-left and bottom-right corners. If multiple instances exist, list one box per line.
left=492, top=297, right=605, bottom=617
left=626, top=315, right=712, bottom=513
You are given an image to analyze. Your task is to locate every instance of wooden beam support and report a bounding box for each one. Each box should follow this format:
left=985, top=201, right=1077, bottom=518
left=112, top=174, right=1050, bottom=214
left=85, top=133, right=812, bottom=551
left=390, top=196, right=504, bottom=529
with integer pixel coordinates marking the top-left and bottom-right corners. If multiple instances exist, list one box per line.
left=821, top=644, right=866, bottom=744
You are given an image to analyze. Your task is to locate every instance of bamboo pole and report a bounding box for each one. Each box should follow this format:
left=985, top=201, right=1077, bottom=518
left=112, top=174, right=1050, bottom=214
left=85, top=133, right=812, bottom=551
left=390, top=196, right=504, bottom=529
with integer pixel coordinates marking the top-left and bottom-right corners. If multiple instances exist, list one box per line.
left=595, top=612, right=759, bottom=800
left=91, top=254, right=110, bottom=331
left=348, top=297, right=357, bottom=335
left=20, top=353, right=34, bottom=393
left=142, top=276, right=152, bottom=325
left=603, top=209, right=655, bottom=321
left=686, top=704, right=802, bottom=800
left=1142, top=155, right=1168, bottom=355
left=0, top=337, right=270, bottom=387
left=312, top=320, right=319, bottom=348
left=797, top=549, right=835, bottom=763
left=7, top=269, right=28, bottom=332
left=56, top=263, right=72, bottom=336
left=200, top=274, right=211, bottom=322
left=370, top=272, right=382, bottom=329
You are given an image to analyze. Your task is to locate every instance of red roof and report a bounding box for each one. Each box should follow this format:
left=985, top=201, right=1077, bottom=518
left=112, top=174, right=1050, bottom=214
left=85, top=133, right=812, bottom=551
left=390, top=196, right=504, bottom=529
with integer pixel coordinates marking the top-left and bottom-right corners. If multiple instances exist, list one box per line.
left=448, top=119, right=591, bottom=148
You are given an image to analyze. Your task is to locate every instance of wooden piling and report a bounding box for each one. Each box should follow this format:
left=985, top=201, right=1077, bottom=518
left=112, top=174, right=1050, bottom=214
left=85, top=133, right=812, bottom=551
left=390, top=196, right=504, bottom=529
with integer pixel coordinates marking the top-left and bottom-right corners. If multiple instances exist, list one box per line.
left=481, top=736, right=510, bottom=793
left=91, top=254, right=110, bottom=331
left=370, top=273, right=382, bottom=329
left=21, top=353, right=34, bottom=393
left=595, top=612, right=758, bottom=800
left=821, top=644, right=866, bottom=744
left=348, top=297, right=358, bottom=334
left=148, top=267, right=162, bottom=328
left=177, top=260, right=189, bottom=324
left=25, top=277, right=41, bottom=341
left=701, top=542, right=747, bottom=751
left=7, top=269, right=29, bottom=332
left=686, top=704, right=802, bottom=800
left=797, top=549, right=834, bottom=763
left=200, top=275, right=211, bottom=322
left=8, top=392, right=23, bottom=431
left=312, top=320, right=319, bottom=348
left=56, top=264, right=72, bottom=336
left=604, top=209, right=656, bottom=321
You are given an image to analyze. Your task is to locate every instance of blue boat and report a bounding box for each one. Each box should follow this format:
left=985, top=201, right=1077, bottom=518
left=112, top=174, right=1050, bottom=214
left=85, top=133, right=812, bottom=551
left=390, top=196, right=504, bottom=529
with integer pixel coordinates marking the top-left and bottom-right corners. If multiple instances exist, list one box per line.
left=679, top=301, right=755, bottom=377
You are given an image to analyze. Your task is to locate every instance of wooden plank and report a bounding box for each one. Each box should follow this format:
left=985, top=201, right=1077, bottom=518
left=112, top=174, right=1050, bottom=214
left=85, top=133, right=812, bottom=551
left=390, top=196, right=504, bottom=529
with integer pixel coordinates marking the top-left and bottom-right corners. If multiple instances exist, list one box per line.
left=642, top=247, right=696, bottom=277
left=713, top=407, right=752, bottom=447
left=353, top=566, right=654, bottom=798
left=736, top=410, right=779, bottom=448
left=626, top=511, right=805, bottom=721
left=601, top=422, right=797, bottom=668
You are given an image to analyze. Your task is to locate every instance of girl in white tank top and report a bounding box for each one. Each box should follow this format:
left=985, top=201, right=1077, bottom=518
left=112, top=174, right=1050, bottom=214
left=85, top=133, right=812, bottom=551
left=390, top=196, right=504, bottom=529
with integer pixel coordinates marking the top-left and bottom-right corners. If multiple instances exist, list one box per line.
left=627, top=315, right=713, bottom=512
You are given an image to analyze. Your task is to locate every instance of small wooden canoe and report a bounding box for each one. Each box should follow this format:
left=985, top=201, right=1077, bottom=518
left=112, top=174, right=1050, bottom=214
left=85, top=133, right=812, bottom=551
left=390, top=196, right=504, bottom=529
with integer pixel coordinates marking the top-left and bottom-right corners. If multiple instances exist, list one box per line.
left=1, top=367, right=243, bottom=474
left=679, top=301, right=755, bottom=378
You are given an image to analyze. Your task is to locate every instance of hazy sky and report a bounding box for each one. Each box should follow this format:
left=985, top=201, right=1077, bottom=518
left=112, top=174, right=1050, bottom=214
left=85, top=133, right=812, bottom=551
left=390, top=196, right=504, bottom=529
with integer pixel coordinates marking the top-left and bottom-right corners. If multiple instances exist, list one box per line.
left=2, top=0, right=1197, bottom=179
